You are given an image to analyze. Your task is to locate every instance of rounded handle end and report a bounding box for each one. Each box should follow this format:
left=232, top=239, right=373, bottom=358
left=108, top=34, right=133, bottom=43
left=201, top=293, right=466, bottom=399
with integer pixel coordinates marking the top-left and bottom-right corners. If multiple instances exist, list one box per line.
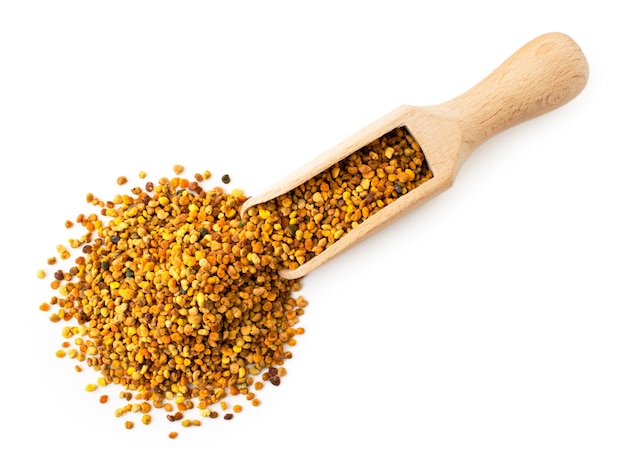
left=446, top=32, right=589, bottom=153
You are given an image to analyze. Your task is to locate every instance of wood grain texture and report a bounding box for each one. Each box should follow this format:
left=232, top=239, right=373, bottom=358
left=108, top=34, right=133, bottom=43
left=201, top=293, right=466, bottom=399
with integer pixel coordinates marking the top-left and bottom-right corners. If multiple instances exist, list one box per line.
left=239, top=32, right=589, bottom=279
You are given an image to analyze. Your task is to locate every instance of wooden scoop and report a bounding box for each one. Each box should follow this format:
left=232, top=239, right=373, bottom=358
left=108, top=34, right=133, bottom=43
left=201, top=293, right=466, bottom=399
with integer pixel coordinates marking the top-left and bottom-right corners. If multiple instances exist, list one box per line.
left=241, top=32, right=589, bottom=280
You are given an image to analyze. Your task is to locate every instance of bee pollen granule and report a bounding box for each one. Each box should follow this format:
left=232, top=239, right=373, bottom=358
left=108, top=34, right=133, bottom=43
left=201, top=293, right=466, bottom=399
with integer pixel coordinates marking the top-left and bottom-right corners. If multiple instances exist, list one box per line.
left=41, top=168, right=308, bottom=432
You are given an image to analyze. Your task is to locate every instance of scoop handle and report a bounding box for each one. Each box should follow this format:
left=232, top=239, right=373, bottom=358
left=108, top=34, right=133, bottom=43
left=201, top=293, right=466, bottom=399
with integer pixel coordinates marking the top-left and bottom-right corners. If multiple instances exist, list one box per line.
left=443, top=32, right=589, bottom=159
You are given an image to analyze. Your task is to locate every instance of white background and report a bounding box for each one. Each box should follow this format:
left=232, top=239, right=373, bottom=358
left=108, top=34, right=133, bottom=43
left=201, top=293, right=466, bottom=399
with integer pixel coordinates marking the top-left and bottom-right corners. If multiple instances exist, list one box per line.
left=1, top=1, right=624, bottom=458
